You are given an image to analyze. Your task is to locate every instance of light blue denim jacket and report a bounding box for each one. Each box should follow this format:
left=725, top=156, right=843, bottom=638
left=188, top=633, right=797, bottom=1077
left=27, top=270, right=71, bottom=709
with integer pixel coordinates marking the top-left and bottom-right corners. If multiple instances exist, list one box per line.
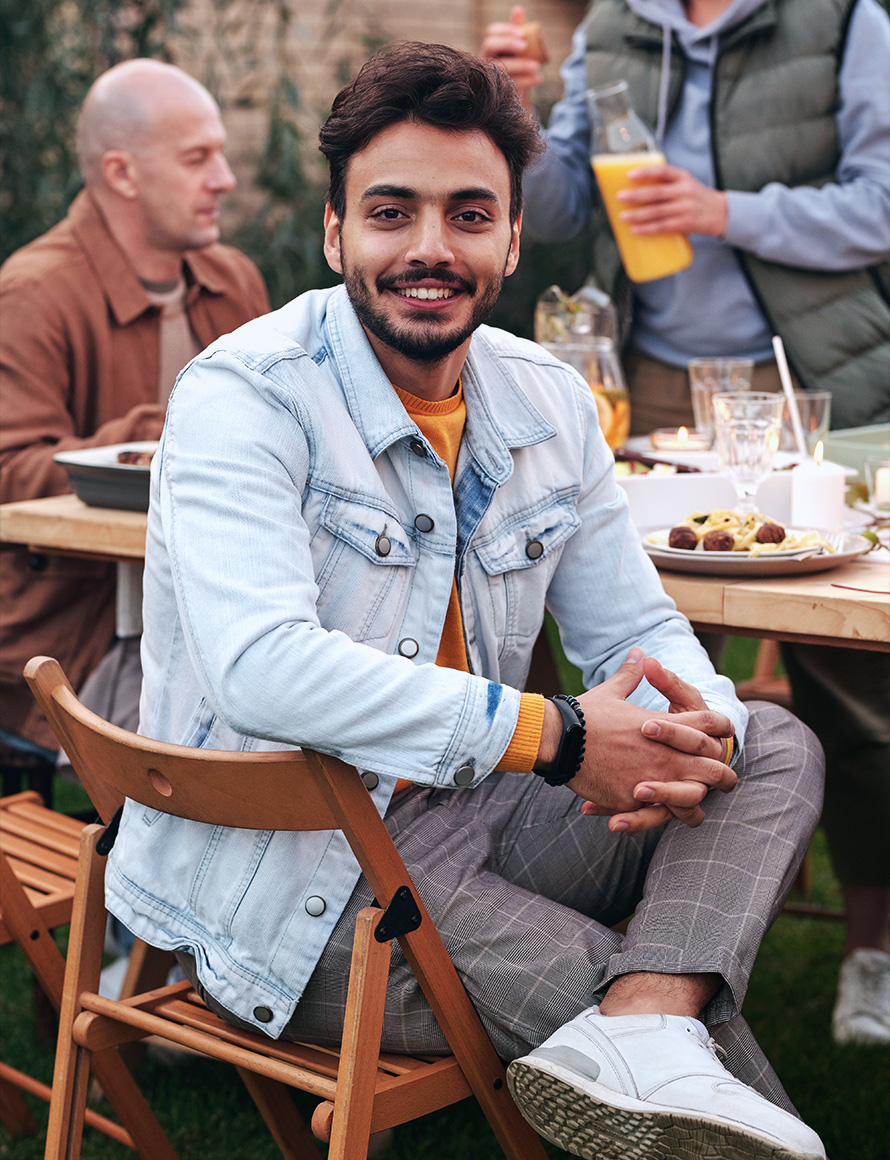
left=106, top=284, right=747, bottom=1038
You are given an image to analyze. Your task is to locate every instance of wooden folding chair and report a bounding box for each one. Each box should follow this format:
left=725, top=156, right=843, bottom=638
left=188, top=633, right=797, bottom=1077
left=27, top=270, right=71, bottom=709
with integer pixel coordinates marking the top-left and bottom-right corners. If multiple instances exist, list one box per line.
left=26, top=655, right=548, bottom=1160
left=0, top=792, right=176, bottom=1155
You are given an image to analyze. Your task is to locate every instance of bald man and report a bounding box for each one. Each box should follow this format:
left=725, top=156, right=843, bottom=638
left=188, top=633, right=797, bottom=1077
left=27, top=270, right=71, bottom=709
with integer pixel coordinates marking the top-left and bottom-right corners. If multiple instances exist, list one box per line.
left=0, top=59, right=269, bottom=753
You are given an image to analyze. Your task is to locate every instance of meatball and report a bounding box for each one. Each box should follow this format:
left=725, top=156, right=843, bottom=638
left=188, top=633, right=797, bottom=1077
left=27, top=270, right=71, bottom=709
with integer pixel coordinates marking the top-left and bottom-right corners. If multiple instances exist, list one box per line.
left=756, top=522, right=786, bottom=544
left=702, top=529, right=735, bottom=552
left=668, top=526, right=699, bottom=551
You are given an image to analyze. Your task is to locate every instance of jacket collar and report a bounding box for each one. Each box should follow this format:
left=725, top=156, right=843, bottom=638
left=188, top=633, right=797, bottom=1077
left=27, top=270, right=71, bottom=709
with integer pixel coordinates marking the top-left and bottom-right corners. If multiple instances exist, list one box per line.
left=67, top=190, right=230, bottom=326
left=322, top=285, right=555, bottom=482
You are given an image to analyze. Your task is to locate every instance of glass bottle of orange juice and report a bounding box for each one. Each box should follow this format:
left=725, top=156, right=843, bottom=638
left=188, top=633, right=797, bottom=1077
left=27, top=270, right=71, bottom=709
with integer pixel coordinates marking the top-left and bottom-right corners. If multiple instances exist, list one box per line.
left=587, top=81, right=693, bottom=283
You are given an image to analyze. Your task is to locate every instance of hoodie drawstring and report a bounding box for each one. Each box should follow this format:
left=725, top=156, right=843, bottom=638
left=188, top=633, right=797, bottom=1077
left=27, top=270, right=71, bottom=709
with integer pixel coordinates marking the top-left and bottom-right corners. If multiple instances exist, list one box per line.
left=655, top=24, right=672, bottom=148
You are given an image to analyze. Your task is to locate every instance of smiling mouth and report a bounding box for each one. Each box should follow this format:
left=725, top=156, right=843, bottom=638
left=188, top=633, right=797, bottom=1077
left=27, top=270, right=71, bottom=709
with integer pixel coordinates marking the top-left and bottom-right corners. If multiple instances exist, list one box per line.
left=395, top=286, right=457, bottom=301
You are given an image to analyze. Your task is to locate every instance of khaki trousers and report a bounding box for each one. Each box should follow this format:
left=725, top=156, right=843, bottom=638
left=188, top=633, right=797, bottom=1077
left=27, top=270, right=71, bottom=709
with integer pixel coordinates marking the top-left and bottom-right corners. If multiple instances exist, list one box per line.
left=625, top=352, right=799, bottom=437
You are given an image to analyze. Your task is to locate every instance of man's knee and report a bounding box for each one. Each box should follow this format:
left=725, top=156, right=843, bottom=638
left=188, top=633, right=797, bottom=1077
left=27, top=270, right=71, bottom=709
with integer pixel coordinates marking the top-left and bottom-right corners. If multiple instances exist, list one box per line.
left=742, top=700, right=825, bottom=809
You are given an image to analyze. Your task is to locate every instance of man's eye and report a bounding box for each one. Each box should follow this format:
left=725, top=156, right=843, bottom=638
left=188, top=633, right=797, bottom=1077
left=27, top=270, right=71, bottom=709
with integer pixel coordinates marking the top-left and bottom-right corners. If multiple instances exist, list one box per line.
left=371, top=207, right=405, bottom=220
left=454, top=210, right=491, bottom=224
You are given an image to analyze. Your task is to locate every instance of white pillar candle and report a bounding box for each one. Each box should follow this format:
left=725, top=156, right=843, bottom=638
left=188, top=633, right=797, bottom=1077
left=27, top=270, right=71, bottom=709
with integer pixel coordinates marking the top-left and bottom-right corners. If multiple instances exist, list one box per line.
left=791, top=445, right=846, bottom=530
left=874, top=465, right=890, bottom=508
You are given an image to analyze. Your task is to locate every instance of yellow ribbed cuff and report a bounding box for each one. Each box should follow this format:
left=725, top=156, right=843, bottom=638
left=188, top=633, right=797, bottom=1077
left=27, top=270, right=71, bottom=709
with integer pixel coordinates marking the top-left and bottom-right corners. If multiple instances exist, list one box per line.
left=495, top=693, right=547, bottom=773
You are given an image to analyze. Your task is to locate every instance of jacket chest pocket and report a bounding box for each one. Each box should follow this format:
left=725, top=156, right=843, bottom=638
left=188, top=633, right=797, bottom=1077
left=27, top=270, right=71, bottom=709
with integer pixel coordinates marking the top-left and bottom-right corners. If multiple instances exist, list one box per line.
left=313, top=494, right=417, bottom=646
left=470, top=495, right=580, bottom=658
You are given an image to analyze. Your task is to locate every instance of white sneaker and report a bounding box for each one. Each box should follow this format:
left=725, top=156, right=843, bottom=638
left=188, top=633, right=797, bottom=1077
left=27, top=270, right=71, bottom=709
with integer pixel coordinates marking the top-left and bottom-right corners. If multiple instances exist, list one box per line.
left=832, top=948, right=890, bottom=1046
left=507, top=1006, right=826, bottom=1160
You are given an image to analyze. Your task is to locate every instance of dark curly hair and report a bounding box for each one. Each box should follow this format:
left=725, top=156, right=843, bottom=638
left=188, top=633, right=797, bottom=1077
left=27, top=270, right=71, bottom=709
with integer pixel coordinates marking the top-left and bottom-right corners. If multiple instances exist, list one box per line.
left=319, top=41, right=543, bottom=224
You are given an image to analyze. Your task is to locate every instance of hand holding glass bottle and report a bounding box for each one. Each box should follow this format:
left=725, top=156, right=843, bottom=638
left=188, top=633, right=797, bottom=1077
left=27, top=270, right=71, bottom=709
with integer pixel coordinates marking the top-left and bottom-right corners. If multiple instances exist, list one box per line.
left=591, top=81, right=710, bottom=283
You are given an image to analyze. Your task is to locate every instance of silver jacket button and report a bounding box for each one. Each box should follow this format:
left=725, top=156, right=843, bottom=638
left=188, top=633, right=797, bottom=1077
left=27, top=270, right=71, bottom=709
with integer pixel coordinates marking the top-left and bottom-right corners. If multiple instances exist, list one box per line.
left=525, top=539, right=544, bottom=560
left=414, top=513, right=434, bottom=533
left=375, top=534, right=392, bottom=557
left=305, top=896, right=326, bottom=916
left=409, top=438, right=426, bottom=457
left=253, top=1006, right=274, bottom=1023
left=453, top=764, right=475, bottom=786
left=361, top=771, right=379, bottom=791
left=398, top=638, right=420, bottom=658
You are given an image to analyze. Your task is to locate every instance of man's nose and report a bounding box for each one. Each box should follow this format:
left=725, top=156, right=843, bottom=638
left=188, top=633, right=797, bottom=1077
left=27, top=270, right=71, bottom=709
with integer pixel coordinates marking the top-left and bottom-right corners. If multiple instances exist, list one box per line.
left=208, top=153, right=237, bottom=193
left=404, top=212, right=454, bottom=266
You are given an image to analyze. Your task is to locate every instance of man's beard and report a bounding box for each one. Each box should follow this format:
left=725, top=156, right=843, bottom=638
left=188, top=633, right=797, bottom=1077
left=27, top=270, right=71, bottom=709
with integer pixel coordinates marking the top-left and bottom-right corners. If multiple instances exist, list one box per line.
left=342, top=256, right=507, bottom=364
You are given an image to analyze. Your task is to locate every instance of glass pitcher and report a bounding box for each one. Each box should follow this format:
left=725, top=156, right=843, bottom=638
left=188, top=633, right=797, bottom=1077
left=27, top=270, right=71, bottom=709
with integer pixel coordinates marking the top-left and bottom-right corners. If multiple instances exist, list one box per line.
left=539, top=334, right=631, bottom=450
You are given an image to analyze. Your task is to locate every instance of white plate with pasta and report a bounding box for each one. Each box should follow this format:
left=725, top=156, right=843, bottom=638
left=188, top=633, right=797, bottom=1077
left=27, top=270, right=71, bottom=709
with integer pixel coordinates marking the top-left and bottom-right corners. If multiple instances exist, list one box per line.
left=642, top=510, right=871, bottom=576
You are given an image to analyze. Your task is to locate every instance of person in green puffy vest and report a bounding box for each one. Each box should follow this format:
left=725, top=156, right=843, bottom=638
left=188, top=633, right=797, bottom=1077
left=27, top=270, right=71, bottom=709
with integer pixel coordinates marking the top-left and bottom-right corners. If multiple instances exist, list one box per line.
left=482, top=0, right=890, bottom=1053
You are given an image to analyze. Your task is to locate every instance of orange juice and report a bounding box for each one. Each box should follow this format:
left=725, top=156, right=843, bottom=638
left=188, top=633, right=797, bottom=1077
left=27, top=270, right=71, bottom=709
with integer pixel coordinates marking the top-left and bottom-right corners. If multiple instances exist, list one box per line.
left=592, top=152, right=693, bottom=283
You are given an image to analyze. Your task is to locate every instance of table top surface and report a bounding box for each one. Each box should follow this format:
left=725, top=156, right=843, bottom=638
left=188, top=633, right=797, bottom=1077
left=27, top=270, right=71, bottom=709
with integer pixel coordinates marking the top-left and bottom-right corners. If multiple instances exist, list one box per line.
left=2, top=493, right=888, bottom=649
left=0, top=493, right=147, bottom=560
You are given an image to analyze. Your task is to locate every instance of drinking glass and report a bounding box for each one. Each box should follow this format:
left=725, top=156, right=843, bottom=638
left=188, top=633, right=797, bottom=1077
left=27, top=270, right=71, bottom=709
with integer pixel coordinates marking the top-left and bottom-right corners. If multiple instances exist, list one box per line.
left=688, top=357, right=754, bottom=445
left=712, top=392, right=784, bottom=513
left=540, top=337, right=631, bottom=449
left=779, top=390, right=832, bottom=454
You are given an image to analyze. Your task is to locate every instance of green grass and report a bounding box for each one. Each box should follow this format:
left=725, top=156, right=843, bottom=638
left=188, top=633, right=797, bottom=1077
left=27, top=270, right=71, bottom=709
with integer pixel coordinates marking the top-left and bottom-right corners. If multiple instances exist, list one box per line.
left=3, top=637, right=888, bottom=1159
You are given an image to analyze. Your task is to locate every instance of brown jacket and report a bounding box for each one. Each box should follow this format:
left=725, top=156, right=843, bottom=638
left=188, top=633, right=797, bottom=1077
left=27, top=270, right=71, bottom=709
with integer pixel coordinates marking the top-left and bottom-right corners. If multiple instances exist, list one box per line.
left=0, top=191, right=269, bottom=747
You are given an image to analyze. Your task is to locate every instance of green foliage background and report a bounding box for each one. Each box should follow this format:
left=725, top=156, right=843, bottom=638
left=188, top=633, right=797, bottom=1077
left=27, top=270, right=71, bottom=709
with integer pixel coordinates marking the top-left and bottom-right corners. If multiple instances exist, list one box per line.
left=0, top=0, right=185, bottom=259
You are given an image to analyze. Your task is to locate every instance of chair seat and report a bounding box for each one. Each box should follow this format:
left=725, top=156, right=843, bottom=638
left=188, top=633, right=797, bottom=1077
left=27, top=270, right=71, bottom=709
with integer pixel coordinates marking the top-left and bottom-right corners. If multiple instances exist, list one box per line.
left=0, top=791, right=83, bottom=945
left=71, top=978, right=474, bottom=1141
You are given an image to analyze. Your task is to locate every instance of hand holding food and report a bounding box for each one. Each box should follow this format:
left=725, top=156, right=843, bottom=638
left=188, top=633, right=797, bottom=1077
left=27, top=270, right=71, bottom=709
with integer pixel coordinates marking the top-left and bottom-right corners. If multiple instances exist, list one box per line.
left=479, top=6, right=545, bottom=108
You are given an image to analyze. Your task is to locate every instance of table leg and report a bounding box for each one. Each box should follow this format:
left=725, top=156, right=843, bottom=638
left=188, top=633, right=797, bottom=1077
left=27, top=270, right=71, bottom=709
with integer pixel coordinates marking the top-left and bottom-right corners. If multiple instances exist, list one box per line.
left=116, top=561, right=143, bottom=638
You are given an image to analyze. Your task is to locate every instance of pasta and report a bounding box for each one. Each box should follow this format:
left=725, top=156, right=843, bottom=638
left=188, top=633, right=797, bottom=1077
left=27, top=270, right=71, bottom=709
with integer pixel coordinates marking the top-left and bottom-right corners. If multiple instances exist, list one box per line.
left=653, top=510, right=836, bottom=556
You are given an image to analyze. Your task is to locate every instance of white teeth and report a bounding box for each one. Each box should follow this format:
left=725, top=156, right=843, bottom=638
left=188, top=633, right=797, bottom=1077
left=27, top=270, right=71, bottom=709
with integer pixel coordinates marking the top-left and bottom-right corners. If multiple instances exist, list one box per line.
left=400, top=287, right=455, bottom=300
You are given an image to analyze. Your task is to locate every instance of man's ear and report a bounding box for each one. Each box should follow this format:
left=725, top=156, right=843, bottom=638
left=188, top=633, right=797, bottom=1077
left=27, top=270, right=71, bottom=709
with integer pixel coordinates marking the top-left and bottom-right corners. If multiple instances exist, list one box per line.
left=100, top=150, right=139, bottom=200
left=323, top=204, right=343, bottom=274
left=504, top=212, right=522, bottom=278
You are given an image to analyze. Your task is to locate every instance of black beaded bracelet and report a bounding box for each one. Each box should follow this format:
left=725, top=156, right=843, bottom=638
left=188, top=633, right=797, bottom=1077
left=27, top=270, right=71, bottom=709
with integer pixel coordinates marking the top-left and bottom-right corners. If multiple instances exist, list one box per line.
left=537, top=694, right=586, bottom=787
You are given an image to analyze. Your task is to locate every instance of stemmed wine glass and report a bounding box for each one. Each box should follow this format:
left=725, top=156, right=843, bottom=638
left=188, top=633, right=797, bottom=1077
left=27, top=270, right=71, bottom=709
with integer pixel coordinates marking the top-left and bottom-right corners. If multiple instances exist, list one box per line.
left=712, top=392, right=785, bottom=513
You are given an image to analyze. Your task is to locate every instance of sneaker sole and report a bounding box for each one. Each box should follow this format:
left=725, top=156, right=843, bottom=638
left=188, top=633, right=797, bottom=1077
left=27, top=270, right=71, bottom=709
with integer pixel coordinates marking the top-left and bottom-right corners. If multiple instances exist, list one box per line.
left=507, top=1058, right=820, bottom=1160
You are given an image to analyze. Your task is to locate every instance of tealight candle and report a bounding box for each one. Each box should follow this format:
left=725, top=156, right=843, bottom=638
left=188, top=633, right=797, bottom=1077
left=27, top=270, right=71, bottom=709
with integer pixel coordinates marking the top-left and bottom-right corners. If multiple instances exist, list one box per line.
left=791, top=441, right=846, bottom=529
left=649, top=426, right=711, bottom=452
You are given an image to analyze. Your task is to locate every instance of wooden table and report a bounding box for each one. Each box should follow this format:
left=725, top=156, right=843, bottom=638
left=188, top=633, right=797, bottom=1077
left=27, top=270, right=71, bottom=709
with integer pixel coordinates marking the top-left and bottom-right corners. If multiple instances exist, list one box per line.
left=0, top=493, right=146, bottom=562
left=2, top=493, right=889, bottom=651
left=660, top=561, right=890, bottom=653
left=0, top=495, right=147, bottom=636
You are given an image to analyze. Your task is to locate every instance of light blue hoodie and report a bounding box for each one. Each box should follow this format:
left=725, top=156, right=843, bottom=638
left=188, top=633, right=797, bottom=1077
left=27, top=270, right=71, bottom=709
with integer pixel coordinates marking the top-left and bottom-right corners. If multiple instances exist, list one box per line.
left=523, top=0, right=890, bottom=365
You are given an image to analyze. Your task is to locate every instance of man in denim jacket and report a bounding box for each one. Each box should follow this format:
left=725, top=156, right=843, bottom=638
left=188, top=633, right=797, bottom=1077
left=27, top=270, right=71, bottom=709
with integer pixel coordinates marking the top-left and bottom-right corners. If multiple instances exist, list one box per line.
left=107, top=42, right=826, bottom=1160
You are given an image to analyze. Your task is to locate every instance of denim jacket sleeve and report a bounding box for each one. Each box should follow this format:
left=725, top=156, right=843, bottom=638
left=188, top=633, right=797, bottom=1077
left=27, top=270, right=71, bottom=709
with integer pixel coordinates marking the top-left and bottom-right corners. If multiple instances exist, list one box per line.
left=521, top=25, right=597, bottom=243
left=538, top=361, right=748, bottom=746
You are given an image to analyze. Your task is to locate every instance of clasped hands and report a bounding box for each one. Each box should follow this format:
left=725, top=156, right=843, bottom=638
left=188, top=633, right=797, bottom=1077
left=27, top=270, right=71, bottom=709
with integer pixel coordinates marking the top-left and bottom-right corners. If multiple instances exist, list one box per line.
left=536, top=646, right=737, bottom=836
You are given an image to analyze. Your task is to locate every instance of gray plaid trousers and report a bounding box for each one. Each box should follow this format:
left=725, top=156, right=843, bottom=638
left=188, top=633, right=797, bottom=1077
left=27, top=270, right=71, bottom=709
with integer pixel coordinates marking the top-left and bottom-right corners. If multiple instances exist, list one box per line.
left=179, top=701, right=823, bottom=1114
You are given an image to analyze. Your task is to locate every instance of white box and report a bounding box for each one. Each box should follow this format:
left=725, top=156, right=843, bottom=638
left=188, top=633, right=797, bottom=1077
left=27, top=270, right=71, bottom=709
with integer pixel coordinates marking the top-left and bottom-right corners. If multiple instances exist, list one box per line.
left=617, top=470, right=793, bottom=531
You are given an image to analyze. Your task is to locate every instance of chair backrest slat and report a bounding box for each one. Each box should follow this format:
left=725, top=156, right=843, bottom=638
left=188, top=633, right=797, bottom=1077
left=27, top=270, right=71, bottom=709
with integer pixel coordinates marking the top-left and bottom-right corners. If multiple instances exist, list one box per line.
left=25, top=657, right=343, bottom=834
